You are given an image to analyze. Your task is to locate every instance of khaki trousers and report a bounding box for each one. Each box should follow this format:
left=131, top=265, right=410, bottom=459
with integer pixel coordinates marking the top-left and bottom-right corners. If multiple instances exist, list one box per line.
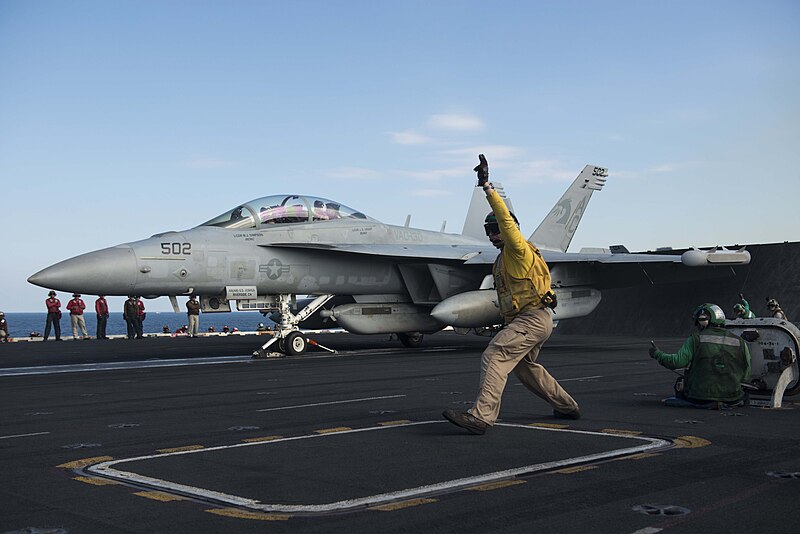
left=468, top=308, right=578, bottom=425
left=188, top=314, right=199, bottom=336
left=70, top=314, right=88, bottom=339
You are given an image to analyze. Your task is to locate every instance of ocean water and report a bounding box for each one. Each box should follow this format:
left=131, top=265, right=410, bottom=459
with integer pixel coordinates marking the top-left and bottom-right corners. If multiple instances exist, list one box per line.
left=4, top=312, right=275, bottom=338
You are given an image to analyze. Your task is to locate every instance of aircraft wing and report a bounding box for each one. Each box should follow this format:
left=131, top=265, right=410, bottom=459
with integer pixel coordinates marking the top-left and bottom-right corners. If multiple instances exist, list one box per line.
left=260, top=242, right=496, bottom=261
left=263, top=241, right=695, bottom=266
left=463, top=251, right=684, bottom=265
left=261, top=242, right=745, bottom=272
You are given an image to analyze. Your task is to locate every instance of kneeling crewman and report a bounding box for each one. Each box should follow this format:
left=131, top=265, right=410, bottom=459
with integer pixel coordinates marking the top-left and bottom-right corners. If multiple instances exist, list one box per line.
left=649, top=303, right=750, bottom=409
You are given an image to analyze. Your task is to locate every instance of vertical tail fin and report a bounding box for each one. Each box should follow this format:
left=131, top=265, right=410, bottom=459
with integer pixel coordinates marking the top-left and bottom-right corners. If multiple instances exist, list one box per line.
left=461, top=182, right=514, bottom=239
left=530, top=165, right=608, bottom=252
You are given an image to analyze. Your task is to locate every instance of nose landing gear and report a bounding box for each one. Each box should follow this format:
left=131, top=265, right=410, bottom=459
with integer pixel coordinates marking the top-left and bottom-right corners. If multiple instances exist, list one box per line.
left=252, top=294, right=336, bottom=358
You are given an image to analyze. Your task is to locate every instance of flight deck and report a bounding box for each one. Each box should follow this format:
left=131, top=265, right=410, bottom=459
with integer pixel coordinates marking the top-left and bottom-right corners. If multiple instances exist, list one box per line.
left=1, top=332, right=798, bottom=533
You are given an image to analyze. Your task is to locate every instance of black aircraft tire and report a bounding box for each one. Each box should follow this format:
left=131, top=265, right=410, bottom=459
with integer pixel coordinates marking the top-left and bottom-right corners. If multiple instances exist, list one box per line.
left=398, top=332, right=424, bottom=348
left=285, top=331, right=307, bottom=355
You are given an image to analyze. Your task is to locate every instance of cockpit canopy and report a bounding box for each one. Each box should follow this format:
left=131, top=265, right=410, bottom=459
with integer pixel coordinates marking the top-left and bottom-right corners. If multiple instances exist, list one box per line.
left=199, top=194, right=372, bottom=229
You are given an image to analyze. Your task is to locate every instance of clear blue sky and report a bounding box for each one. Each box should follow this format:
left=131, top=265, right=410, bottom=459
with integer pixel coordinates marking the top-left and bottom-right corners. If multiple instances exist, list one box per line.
left=1, top=0, right=798, bottom=312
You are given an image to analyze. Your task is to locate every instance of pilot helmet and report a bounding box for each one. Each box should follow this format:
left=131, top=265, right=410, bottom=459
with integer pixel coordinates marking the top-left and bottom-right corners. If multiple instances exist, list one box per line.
left=484, top=211, right=519, bottom=236
left=693, top=303, right=726, bottom=327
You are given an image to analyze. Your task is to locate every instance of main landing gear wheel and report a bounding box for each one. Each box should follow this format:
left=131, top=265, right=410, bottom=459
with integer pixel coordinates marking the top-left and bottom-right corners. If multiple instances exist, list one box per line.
left=398, top=332, right=424, bottom=348
left=284, top=331, right=307, bottom=355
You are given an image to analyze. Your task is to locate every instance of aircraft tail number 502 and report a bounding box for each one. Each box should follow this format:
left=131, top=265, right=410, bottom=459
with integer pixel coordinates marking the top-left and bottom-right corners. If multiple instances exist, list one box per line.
left=161, top=242, right=192, bottom=255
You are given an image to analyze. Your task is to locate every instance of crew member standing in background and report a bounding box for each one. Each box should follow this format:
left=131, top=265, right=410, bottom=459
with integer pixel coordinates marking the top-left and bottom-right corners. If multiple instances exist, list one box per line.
left=95, top=295, right=110, bottom=339
left=44, top=290, right=62, bottom=341
left=0, top=311, right=9, bottom=342
left=766, top=298, right=789, bottom=320
left=732, top=294, right=755, bottom=319
left=123, top=296, right=142, bottom=339
left=67, top=293, right=89, bottom=340
left=186, top=295, right=201, bottom=338
left=135, top=296, right=146, bottom=338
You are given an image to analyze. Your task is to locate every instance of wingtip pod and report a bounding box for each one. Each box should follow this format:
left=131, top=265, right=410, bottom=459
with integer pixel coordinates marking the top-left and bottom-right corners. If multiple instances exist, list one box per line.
left=681, top=247, right=751, bottom=267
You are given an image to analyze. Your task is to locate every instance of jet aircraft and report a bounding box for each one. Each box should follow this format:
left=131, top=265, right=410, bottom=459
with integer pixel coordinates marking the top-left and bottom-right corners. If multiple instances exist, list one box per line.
left=28, top=164, right=750, bottom=356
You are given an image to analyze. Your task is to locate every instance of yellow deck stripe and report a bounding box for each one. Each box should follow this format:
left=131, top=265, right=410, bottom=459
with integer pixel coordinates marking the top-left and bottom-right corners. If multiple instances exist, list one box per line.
left=467, top=479, right=526, bottom=491
left=371, top=498, right=438, bottom=511
left=206, top=508, right=291, bottom=521
left=134, top=491, right=188, bottom=502
left=73, top=476, right=120, bottom=486
left=601, top=428, right=642, bottom=436
left=623, top=453, right=661, bottom=460
left=57, top=456, right=114, bottom=469
left=241, top=435, right=283, bottom=443
left=673, top=435, right=711, bottom=448
left=314, top=427, right=352, bottom=434
left=553, top=465, right=598, bottom=474
left=156, top=445, right=205, bottom=453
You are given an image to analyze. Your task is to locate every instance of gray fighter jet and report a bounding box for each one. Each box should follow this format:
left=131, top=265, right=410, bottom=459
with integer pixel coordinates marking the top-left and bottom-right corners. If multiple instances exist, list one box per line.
left=28, top=165, right=750, bottom=356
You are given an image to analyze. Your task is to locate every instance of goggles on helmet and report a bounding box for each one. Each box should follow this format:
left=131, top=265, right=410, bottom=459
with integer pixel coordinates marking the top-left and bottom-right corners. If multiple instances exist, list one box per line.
left=484, top=222, right=500, bottom=236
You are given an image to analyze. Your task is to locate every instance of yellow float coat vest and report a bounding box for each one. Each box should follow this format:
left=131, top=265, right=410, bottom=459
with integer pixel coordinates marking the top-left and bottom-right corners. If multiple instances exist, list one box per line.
left=493, top=241, right=551, bottom=321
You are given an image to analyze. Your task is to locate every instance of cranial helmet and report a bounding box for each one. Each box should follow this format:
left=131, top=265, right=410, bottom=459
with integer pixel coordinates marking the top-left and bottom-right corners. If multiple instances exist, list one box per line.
left=484, top=211, right=519, bottom=235
left=733, top=303, right=744, bottom=313
left=767, top=298, right=780, bottom=308
left=693, top=303, right=726, bottom=327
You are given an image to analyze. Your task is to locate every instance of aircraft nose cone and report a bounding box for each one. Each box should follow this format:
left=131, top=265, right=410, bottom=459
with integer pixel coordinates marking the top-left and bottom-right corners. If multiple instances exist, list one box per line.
left=28, top=246, right=137, bottom=295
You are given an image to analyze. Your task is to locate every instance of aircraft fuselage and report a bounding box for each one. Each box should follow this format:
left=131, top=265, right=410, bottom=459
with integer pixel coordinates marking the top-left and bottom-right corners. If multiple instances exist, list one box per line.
left=29, top=219, right=490, bottom=300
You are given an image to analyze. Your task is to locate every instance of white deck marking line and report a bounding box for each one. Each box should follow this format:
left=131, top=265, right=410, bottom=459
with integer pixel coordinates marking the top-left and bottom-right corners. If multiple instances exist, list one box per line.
left=0, top=355, right=252, bottom=377
left=559, top=375, right=603, bottom=382
left=0, top=346, right=465, bottom=376
left=0, top=431, right=50, bottom=440
left=257, top=395, right=406, bottom=412
left=85, top=421, right=671, bottom=514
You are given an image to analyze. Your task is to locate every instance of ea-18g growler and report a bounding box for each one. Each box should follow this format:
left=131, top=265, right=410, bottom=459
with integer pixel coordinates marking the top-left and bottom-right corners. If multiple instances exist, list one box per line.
left=28, top=164, right=749, bottom=356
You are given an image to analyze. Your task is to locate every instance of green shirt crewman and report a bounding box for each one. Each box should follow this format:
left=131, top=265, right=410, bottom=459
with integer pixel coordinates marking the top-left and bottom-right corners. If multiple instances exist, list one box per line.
left=650, top=303, right=750, bottom=406
left=732, top=293, right=755, bottom=319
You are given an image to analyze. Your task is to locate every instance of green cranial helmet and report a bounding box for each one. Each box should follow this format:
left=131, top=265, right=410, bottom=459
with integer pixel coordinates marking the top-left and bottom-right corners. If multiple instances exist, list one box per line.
left=484, top=211, right=519, bottom=236
left=733, top=303, right=744, bottom=313
left=693, top=303, right=726, bottom=327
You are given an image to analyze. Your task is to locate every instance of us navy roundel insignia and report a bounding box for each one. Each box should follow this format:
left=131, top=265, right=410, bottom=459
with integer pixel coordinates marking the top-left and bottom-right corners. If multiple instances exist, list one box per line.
left=265, top=259, right=284, bottom=280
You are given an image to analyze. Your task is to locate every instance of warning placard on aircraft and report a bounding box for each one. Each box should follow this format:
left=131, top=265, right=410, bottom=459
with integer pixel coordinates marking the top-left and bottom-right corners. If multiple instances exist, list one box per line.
left=226, top=286, right=257, bottom=300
